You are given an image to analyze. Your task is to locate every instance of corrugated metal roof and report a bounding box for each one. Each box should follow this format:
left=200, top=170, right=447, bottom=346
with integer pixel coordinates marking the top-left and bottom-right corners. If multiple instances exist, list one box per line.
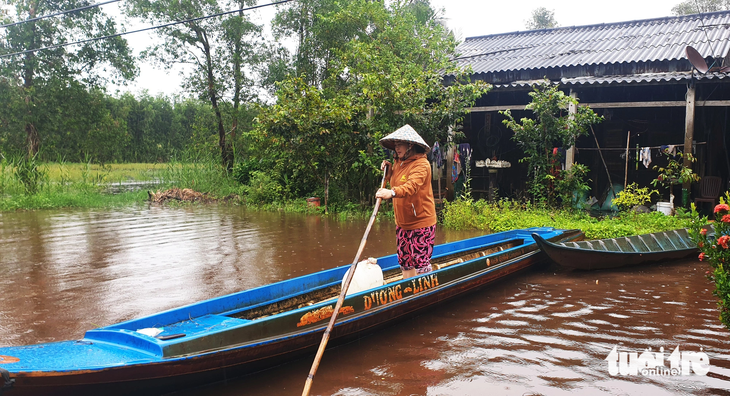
left=561, top=71, right=730, bottom=85
left=455, top=11, right=730, bottom=75
left=487, top=71, right=730, bottom=88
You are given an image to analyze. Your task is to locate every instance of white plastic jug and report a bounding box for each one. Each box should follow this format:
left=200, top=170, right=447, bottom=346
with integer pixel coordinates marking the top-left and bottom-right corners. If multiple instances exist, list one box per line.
left=342, top=257, right=384, bottom=296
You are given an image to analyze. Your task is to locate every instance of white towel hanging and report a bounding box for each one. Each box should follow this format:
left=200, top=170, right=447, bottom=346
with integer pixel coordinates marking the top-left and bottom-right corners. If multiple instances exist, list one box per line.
left=639, top=147, right=652, bottom=168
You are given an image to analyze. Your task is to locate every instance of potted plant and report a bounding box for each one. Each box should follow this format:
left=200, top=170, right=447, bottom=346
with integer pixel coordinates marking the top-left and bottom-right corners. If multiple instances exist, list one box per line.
left=650, top=152, right=699, bottom=212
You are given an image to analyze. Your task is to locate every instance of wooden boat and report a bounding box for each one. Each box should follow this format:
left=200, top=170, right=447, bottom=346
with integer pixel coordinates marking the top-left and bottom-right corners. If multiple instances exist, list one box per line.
left=531, top=228, right=698, bottom=271
left=0, top=227, right=582, bottom=396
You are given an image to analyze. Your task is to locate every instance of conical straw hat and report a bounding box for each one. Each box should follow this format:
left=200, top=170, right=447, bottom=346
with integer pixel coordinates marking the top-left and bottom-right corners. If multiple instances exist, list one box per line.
left=379, top=124, right=430, bottom=151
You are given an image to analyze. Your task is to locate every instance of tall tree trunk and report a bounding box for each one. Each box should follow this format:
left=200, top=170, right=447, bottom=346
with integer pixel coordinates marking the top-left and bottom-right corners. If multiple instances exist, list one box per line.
left=231, top=8, right=244, bottom=154
left=23, top=8, right=39, bottom=158
left=197, top=27, right=233, bottom=171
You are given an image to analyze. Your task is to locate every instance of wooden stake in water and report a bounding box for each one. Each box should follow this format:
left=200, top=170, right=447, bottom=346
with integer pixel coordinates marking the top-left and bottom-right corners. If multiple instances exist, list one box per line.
left=302, top=169, right=389, bottom=396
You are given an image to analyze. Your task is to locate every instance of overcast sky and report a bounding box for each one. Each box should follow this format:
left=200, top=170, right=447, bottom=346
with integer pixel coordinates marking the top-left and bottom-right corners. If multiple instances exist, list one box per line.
left=111, top=0, right=679, bottom=97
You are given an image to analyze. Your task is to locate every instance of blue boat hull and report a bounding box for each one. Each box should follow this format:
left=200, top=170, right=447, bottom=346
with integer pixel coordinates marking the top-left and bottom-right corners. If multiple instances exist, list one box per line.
left=0, top=227, right=581, bottom=395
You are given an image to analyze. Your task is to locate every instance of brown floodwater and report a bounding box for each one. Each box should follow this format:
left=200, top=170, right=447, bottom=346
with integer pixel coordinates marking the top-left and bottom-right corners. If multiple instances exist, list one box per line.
left=0, top=206, right=729, bottom=395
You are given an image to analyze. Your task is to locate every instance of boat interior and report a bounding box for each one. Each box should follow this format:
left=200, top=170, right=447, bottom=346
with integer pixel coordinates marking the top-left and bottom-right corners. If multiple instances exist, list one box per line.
left=229, top=238, right=524, bottom=321
left=81, top=236, right=531, bottom=358
left=557, top=228, right=693, bottom=253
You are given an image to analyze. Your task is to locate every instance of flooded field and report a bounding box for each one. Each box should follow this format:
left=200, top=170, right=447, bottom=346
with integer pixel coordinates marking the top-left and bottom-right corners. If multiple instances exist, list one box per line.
left=0, top=206, right=728, bottom=395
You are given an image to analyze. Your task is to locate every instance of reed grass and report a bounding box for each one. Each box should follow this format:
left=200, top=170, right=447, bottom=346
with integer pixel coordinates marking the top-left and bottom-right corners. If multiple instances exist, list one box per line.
left=45, top=162, right=168, bottom=183
left=0, top=152, right=243, bottom=211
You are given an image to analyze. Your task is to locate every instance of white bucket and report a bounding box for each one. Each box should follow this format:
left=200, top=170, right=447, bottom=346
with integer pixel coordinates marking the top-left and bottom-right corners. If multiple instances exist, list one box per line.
left=656, top=202, right=673, bottom=216
left=342, top=257, right=384, bottom=296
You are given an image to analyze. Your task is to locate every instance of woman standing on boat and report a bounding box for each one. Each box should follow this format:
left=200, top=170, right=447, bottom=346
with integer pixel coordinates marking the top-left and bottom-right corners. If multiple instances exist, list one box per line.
left=376, top=124, right=438, bottom=279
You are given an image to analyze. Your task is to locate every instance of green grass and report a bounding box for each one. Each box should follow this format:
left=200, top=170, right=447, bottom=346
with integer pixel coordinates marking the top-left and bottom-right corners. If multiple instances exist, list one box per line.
left=0, top=158, right=242, bottom=211
left=43, top=162, right=168, bottom=183
left=442, top=199, right=694, bottom=240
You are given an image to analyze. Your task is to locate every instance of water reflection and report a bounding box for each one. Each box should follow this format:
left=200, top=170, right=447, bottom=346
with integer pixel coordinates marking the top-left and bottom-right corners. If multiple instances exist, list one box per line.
left=0, top=206, right=477, bottom=346
left=178, top=261, right=730, bottom=396
left=1, top=207, right=728, bottom=395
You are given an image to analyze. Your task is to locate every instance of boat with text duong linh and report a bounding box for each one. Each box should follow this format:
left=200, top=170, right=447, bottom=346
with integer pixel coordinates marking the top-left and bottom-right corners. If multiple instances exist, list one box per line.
left=531, top=228, right=699, bottom=271
left=0, top=227, right=582, bottom=396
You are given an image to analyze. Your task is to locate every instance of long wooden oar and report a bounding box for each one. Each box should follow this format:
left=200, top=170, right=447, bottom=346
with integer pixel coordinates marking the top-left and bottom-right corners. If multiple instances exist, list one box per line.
left=302, top=168, right=389, bottom=396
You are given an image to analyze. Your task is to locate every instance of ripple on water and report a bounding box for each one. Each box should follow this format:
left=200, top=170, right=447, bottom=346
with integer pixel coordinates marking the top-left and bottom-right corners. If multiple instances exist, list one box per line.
left=551, top=307, right=594, bottom=318
left=494, top=319, right=531, bottom=327
left=564, top=321, right=599, bottom=331
left=3, top=210, right=730, bottom=395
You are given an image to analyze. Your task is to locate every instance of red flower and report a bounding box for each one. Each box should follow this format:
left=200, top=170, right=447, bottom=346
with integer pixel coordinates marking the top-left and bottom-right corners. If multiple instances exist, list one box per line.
left=722, top=214, right=730, bottom=223
left=699, top=252, right=706, bottom=261
left=715, top=204, right=730, bottom=214
left=700, top=228, right=708, bottom=235
left=699, top=241, right=704, bottom=248
left=718, top=235, right=730, bottom=249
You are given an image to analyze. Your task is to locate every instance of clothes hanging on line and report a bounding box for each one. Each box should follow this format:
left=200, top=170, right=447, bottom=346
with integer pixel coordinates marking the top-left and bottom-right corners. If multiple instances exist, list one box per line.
left=576, top=142, right=704, bottom=151
left=452, top=151, right=461, bottom=183
left=639, top=147, right=652, bottom=168
left=458, top=143, right=471, bottom=163
left=431, top=142, right=443, bottom=168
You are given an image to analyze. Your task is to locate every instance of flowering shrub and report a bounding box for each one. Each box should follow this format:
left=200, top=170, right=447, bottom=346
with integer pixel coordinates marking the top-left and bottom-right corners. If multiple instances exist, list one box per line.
left=690, top=195, right=730, bottom=330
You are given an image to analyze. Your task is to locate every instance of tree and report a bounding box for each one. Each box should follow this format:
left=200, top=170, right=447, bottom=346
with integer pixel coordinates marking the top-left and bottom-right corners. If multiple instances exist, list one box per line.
left=672, top=0, right=730, bottom=15
left=271, top=0, right=342, bottom=87
left=257, top=0, right=490, bottom=207
left=0, top=0, right=137, bottom=158
left=125, top=0, right=267, bottom=171
left=501, top=81, right=602, bottom=206
left=524, top=7, right=559, bottom=30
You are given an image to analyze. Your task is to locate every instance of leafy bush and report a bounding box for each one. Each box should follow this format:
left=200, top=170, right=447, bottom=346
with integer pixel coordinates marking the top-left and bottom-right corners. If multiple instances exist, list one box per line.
left=612, top=182, right=659, bottom=211
left=232, top=158, right=261, bottom=185
left=243, top=171, right=283, bottom=204
left=554, top=163, right=591, bottom=208
left=651, top=152, right=699, bottom=202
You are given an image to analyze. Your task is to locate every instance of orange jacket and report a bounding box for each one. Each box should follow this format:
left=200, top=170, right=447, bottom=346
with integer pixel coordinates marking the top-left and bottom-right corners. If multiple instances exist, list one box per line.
left=387, top=153, right=437, bottom=230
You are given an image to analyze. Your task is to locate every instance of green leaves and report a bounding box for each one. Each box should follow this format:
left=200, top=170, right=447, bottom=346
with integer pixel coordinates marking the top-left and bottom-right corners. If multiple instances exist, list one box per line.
left=255, top=0, right=489, bottom=204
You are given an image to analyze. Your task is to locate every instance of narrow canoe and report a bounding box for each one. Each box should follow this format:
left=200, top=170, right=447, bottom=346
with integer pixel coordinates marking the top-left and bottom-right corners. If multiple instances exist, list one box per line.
left=0, top=227, right=582, bottom=396
left=531, top=228, right=698, bottom=270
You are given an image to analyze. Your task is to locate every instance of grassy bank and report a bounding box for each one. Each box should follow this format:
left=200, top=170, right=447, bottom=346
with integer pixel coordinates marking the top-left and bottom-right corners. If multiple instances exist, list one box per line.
left=442, top=199, right=694, bottom=240
left=0, top=159, right=241, bottom=211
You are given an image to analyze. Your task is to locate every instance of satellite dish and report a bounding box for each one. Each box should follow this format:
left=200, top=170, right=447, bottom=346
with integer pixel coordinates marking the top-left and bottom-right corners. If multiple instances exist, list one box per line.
left=686, top=45, right=709, bottom=73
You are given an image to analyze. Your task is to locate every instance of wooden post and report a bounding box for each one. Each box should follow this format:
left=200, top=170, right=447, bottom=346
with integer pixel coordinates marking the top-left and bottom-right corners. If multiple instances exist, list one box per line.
left=565, top=90, right=578, bottom=170
left=624, top=130, right=630, bottom=189
left=446, top=126, right=454, bottom=201
left=683, top=83, right=696, bottom=192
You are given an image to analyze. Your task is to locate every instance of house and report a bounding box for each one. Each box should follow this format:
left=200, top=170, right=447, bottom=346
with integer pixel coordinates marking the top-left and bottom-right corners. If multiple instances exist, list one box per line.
left=449, top=11, right=730, bottom=207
